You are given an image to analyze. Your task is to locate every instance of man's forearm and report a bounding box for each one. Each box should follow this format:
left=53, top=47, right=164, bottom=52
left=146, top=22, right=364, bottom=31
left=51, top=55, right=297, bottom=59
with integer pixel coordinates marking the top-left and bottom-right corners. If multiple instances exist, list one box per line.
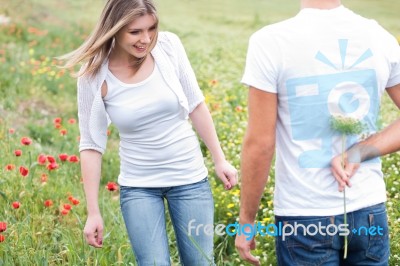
left=239, top=139, right=275, bottom=224
left=348, top=119, right=400, bottom=162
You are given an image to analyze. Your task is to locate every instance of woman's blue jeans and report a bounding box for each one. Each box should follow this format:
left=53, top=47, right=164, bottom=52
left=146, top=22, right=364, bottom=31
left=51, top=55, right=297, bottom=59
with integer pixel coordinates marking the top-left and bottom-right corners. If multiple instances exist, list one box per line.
left=120, top=177, right=215, bottom=266
left=275, top=203, right=389, bottom=266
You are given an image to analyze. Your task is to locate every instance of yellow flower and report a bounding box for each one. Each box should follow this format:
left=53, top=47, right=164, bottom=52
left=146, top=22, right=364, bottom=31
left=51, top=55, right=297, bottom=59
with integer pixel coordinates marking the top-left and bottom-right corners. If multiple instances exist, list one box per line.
left=262, top=217, right=271, bottom=223
left=229, top=189, right=240, bottom=196
left=227, top=203, right=235, bottom=209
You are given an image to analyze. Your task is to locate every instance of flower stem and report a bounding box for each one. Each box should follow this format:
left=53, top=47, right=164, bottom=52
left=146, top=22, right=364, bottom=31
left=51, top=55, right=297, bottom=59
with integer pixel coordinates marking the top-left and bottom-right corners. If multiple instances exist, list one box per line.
left=342, top=135, right=348, bottom=259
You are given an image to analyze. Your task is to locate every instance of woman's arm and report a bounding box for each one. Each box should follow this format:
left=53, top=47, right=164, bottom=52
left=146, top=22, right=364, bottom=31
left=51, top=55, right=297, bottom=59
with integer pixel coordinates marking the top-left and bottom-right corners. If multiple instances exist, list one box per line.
left=189, top=102, right=238, bottom=190
left=81, top=149, right=104, bottom=248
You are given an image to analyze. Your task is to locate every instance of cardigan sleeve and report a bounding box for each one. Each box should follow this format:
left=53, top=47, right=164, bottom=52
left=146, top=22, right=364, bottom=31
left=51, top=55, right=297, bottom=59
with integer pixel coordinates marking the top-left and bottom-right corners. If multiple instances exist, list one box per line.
left=161, top=32, right=205, bottom=113
left=77, top=75, right=106, bottom=154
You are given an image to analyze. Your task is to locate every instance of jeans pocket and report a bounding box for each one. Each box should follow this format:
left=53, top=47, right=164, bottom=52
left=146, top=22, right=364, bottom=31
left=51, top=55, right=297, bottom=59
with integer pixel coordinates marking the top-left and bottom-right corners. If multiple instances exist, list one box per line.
left=366, top=210, right=390, bottom=261
left=280, top=217, right=334, bottom=266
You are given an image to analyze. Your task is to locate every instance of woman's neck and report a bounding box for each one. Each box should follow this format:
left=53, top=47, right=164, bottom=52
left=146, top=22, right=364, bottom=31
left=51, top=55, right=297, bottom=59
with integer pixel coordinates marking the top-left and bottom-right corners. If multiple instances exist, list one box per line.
left=301, top=0, right=341, bottom=9
left=108, top=48, right=143, bottom=68
left=107, top=52, right=155, bottom=84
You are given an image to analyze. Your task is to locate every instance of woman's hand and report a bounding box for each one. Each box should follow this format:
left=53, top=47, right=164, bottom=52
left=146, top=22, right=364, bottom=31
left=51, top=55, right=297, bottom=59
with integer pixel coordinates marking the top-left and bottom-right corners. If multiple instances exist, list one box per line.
left=83, top=213, right=104, bottom=248
left=214, top=160, right=238, bottom=190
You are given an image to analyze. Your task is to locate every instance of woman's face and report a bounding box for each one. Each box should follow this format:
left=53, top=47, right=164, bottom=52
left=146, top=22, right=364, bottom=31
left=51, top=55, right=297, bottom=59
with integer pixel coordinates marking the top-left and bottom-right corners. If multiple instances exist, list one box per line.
left=114, top=14, right=157, bottom=59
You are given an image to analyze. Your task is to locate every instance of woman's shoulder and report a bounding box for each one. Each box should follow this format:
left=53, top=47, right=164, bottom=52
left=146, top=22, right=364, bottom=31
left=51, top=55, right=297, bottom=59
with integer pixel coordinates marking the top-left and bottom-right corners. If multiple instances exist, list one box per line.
left=77, top=63, right=93, bottom=84
left=77, top=60, right=108, bottom=88
left=157, top=31, right=183, bottom=47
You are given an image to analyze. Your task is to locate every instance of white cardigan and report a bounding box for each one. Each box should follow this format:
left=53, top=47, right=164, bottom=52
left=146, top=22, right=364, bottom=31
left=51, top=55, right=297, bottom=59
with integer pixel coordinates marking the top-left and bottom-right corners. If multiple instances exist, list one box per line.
left=77, top=32, right=205, bottom=154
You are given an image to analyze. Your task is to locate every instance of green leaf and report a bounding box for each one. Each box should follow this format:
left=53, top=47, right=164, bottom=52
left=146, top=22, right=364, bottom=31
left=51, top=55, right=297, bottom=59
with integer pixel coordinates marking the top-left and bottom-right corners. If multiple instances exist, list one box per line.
left=0, top=191, right=7, bottom=200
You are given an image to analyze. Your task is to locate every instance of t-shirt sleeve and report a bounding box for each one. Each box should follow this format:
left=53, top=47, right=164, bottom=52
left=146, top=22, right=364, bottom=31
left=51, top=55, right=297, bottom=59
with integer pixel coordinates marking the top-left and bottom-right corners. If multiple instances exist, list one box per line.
left=386, top=37, right=400, bottom=88
left=241, top=31, right=280, bottom=93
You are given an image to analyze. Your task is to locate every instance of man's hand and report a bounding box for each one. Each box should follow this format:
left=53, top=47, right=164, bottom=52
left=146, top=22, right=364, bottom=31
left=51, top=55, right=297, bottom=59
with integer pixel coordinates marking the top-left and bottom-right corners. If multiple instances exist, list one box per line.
left=235, top=231, right=261, bottom=266
left=331, top=152, right=360, bottom=192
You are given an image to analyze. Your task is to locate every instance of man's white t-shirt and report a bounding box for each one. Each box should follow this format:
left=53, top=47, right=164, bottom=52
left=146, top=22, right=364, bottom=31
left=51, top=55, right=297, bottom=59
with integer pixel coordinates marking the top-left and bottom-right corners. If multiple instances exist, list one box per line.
left=242, top=5, right=400, bottom=216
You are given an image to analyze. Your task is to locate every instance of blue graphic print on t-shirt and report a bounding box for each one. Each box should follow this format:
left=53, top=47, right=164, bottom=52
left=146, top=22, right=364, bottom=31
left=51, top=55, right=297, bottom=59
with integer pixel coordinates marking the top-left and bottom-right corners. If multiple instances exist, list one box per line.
left=286, top=39, right=380, bottom=168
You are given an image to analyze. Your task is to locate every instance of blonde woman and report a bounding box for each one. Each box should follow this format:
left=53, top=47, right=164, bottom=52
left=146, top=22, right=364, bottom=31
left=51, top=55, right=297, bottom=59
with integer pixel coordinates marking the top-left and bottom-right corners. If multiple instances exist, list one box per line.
left=60, top=0, right=237, bottom=265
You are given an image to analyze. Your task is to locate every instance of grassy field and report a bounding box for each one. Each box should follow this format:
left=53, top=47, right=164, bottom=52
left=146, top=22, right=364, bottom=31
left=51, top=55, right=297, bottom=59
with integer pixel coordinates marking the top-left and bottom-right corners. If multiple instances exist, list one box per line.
left=0, top=0, right=399, bottom=265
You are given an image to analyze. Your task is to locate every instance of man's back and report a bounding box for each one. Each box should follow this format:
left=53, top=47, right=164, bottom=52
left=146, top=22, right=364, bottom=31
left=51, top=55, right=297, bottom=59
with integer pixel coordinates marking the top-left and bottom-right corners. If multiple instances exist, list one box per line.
left=242, top=5, right=399, bottom=216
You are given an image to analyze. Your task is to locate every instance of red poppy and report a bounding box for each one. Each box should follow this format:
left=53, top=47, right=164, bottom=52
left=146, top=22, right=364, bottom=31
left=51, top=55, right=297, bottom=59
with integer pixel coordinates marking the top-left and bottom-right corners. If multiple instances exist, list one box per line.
left=69, top=197, right=80, bottom=205
left=0, top=222, right=6, bottom=232
left=47, top=162, right=58, bottom=171
left=44, top=200, right=53, bottom=207
left=37, top=154, right=47, bottom=165
left=68, top=155, right=79, bottom=163
left=20, top=137, right=32, bottom=145
left=60, top=129, right=67, bottom=136
left=59, top=153, right=68, bottom=161
left=5, top=164, right=15, bottom=171
left=14, top=150, right=22, bottom=157
left=106, top=182, right=118, bottom=191
left=41, top=173, right=48, bottom=183
left=0, top=234, right=5, bottom=243
left=12, top=202, right=20, bottom=209
left=19, top=166, right=29, bottom=177
left=68, top=118, right=76, bottom=124
left=61, top=209, right=69, bottom=215
left=54, top=123, right=62, bottom=129
left=47, top=155, right=56, bottom=163
left=68, top=196, right=80, bottom=205
left=53, top=117, right=62, bottom=124
left=212, top=103, right=221, bottom=110
left=8, top=128, right=15, bottom=134
left=63, top=204, right=72, bottom=210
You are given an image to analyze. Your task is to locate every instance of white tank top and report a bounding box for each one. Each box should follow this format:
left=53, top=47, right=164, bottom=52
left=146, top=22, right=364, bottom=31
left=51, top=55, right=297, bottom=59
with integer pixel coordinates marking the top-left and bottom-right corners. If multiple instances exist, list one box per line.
left=104, top=64, right=207, bottom=187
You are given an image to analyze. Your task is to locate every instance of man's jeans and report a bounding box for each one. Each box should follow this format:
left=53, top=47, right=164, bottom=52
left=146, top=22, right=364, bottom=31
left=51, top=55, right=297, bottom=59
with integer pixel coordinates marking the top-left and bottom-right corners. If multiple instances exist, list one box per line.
left=275, top=203, right=389, bottom=266
left=120, top=177, right=215, bottom=266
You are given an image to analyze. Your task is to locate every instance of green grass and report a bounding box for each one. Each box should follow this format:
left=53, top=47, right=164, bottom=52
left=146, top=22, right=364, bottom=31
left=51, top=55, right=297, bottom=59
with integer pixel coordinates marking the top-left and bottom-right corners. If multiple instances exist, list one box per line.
left=0, top=0, right=399, bottom=265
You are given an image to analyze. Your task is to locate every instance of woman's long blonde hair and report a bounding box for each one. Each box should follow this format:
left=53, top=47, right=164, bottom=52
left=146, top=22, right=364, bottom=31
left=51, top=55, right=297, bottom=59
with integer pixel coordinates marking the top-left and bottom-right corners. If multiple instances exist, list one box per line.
left=59, top=0, right=158, bottom=77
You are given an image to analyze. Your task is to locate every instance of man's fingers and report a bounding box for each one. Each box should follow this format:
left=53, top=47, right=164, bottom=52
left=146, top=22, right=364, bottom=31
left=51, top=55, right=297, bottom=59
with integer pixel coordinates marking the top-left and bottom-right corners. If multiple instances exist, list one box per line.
left=236, top=236, right=260, bottom=266
left=243, top=253, right=261, bottom=266
left=237, top=249, right=260, bottom=266
left=345, top=162, right=360, bottom=183
left=332, top=169, right=347, bottom=192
